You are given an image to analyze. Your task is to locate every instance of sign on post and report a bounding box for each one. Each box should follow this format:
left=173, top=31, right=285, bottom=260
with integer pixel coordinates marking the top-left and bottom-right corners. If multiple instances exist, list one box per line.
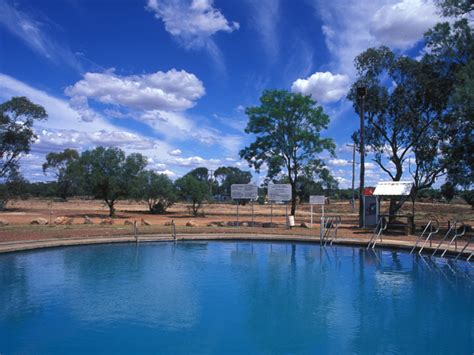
left=309, top=195, right=326, bottom=229
left=268, top=184, right=292, bottom=201
left=310, top=195, right=325, bottom=205
left=231, top=184, right=258, bottom=200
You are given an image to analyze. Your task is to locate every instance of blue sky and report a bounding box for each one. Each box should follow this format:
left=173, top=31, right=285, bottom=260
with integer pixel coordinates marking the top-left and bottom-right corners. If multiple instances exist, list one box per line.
left=0, top=0, right=444, bottom=187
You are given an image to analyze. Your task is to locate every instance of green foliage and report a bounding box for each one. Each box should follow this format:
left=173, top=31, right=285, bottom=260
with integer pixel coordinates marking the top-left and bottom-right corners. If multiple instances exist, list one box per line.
left=43, top=149, right=80, bottom=199
left=240, top=89, right=335, bottom=215
left=348, top=46, right=453, bottom=216
left=0, top=97, right=47, bottom=178
left=133, top=171, right=176, bottom=214
left=214, top=166, right=252, bottom=195
left=440, top=182, right=456, bottom=202
left=187, top=167, right=209, bottom=182
left=435, top=0, right=474, bottom=16
left=76, top=147, right=147, bottom=217
left=175, top=174, right=209, bottom=216
left=461, top=190, right=474, bottom=209
left=0, top=168, right=28, bottom=208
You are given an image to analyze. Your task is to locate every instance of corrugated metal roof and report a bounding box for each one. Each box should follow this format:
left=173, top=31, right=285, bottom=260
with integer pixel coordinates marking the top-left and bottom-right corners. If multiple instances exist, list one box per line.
left=373, top=181, right=413, bottom=196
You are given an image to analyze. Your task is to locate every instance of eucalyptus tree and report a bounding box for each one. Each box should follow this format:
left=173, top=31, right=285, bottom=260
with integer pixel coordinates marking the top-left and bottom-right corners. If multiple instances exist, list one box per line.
left=77, top=147, right=147, bottom=217
left=132, top=171, right=176, bottom=214
left=0, top=97, right=47, bottom=178
left=214, top=166, right=252, bottom=195
left=175, top=174, right=209, bottom=216
left=240, top=90, right=335, bottom=216
left=43, top=149, right=80, bottom=199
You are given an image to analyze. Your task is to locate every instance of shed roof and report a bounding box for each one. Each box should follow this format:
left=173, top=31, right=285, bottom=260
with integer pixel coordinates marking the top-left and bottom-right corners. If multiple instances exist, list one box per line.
left=373, top=181, right=413, bottom=196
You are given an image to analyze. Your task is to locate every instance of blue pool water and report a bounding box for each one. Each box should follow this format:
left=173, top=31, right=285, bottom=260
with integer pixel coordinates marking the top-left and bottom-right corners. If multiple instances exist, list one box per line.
left=0, top=241, right=473, bottom=354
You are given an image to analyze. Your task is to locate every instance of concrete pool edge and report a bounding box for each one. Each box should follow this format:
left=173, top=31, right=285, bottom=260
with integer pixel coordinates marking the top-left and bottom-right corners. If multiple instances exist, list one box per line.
left=0, top=233, right=472, bottom=260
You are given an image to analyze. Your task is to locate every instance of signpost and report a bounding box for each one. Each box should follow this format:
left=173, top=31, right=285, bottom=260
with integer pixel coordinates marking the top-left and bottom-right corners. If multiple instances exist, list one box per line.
left=231, top=184, right=258, bottom=227
left=309, top=195, right=326, bottom=238
left=268, top=184, right=292, bottom=227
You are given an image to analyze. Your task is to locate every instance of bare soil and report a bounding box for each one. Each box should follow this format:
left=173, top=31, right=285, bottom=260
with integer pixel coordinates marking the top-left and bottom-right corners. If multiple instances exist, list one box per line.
left=0, top=198, right=472, bottom=243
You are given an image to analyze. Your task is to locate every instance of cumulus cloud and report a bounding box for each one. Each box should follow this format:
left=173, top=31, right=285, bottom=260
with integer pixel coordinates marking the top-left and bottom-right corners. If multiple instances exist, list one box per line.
left=168, top=149, right=183, bottom=156
left=65, top=69, right=205, bottom=114
left=174, top=156, right=220, bottom=168
left=369, top=0, right=441, bottom=49
left=146, top=0, right=239, bottom=48
left=327, top=158, right=352, bottom=167
left=291, top=71, right=350, bottom=103
left=311, top=0, right=444, bottom=77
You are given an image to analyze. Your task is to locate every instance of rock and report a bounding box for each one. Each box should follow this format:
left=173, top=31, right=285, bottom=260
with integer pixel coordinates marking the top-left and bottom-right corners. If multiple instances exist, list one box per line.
left=164, top=221, right=173, bottom=226
left=186, top=220, right=198, bottom=227
left=141, top=218, right=152, bottom=226
left=54, top=216, right=74, bottom=225
left=207, top=222, right=219, bottom=227
left=100, top=218, right=114, bottom=225
left=300, top=222, right=312, bottom=229
left=31, top=218, right=48, bottom=225
left=124, top=220, right=134, bottom=225
left=241, top=222, right=249, bottom=227
left=83, top=216, right=93, bottom=224
left=0, top=218, right=9, bottom=226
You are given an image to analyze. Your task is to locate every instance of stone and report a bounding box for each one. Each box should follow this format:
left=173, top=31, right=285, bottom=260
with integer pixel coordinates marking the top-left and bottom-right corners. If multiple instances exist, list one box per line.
left=54, top=216, right=74, bottom=225
left=186, top=220, right=198, bottom=227
left=100, top=218, right=114, bottom=225
left=300, top=222, right=312, bottom=229
left=141, top=218, right=152, bottom=226
left=124, top=220, right=134, bottom=226
left=241, top=222, right=249, bottom=227
left=31, top=218, right=48, bottom=225
left=207, top=222, right=219, bottom=227
left=164, top=221, right=173, bottom=226
left=83, top=216, right=93, bottom=224
left=0, top=218, right=9, bottom=226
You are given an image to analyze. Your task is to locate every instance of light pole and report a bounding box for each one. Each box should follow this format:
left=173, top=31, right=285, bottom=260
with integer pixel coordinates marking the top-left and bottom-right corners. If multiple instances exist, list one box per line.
left=357, top=86, right=367, bottom=228
left=346, top=143, right=356, bottom=213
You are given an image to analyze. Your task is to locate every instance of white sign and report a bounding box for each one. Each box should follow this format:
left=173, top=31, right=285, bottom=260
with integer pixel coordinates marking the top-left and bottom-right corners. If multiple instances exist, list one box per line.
left=231, top=184, right=258, bottom=199
left=268, top=184, right=292, bottom=201
left=310, top=195, right=325, bottom=205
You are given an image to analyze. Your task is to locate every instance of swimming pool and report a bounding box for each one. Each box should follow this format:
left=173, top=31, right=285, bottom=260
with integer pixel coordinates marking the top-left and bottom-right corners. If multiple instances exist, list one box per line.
left=0, top=241, right=472, bottom=353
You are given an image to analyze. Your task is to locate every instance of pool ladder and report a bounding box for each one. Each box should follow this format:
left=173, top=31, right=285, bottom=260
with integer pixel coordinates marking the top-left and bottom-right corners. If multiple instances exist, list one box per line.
left=410, top=218, right=440, bottom=255
left=431, top=221, right=466, bottom=258
left=367, top=217, right=387, bottom=249
left=320, top=216, right=341, bottom=246
left=171, top=219, right=177, bottom=241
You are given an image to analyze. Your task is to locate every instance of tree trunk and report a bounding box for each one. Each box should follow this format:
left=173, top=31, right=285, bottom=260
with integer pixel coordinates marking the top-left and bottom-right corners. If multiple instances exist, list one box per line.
left=290, top=181, right=297, bottom=216
left=106, top=200, right=116, bottom=217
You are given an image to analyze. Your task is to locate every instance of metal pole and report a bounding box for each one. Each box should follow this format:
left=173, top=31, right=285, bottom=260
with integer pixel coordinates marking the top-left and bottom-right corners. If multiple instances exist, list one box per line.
left=237, top=202, right=239, bottom=227
left=311, top=205, right=313, bottom=227
left=270, top=202, right=273, bottom=224
left=351, top=143, right=356, bottom=213
left=285, top=203, right=288, bottom=228
left=358, top=87, right=367, bottom=228
left=252, top=201, right=255, bottom=227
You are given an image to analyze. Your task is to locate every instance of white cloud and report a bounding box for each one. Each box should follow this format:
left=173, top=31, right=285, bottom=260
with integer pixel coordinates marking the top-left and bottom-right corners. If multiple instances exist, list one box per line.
left=0, top=0, right=81, bottom=70
left=65, top=69, right=205, bottom=114
left=291, top=71, right=350, bottom=103
left=312, top=0, right=444, bottom=77
left=169, top=149, right=183, bottom=156
left=327, top=158, right=352, bottom=167
left=146, top=0, right=239, bottom=48
left=369, top=0, right=441, bottom=49
left=244, top=0, right=280, bottom=58
left=174, top=155, right=220, bottom=168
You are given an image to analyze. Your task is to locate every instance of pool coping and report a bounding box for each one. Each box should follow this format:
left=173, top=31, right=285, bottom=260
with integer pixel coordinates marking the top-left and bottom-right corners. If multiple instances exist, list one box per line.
left=0, top=233, right=472, bottom=260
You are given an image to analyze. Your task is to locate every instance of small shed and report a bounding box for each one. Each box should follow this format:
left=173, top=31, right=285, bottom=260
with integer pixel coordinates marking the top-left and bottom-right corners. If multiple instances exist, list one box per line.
left=373, top=181, right=414, bottom=234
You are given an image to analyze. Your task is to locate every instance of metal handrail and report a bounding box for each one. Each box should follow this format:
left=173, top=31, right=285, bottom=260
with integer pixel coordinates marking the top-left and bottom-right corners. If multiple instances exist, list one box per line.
left=431, top=221, right=457, bottom=257
left=323, top=217, right=334, bottom=245
left=412, top=218, right=440, bottom=254
left=171, top=219, right=177, bottom=241
left=455, top=236, right=473, bottom=261
left=367, top=217, right=387, bottom=249
left=329, top=216, right=342, bottom=245
left=440, top=222, right=466, bottom=258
